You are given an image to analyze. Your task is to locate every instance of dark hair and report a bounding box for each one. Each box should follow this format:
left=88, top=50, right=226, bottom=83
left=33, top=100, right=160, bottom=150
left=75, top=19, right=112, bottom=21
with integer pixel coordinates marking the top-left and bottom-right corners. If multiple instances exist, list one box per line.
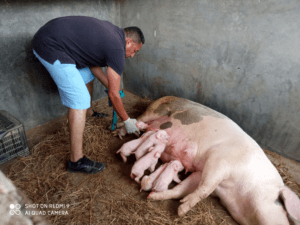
left=124, top=26, right=145, bottom=44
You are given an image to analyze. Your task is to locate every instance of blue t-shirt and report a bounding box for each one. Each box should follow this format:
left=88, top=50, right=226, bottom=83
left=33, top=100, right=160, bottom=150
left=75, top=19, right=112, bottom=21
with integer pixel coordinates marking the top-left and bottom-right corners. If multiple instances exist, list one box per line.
left=32, top=16, right=125, bottom=75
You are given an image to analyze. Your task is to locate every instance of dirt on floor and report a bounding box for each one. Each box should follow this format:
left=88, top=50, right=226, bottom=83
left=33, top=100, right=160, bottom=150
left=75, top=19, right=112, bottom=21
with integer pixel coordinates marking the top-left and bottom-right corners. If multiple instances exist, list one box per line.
left=1, top=90, right=300, bottom=225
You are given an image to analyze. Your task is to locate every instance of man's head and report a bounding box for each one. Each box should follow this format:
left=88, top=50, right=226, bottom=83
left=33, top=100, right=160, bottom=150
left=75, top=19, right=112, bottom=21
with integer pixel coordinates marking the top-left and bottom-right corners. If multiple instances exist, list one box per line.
left=124, top=26, right=145, bottom=58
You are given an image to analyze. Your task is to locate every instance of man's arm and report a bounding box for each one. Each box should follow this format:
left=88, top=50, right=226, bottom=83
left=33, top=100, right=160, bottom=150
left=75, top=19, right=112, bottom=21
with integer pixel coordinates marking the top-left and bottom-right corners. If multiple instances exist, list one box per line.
left=90, top=66, right=109, bottom=89
left=106, top=66, right=129, bottom=121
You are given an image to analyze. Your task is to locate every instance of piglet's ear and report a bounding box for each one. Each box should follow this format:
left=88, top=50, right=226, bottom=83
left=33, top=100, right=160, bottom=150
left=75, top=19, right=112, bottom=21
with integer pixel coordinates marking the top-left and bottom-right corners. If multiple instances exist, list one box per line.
left=184, top=149, right=189, bottom=154
left=155, top=133, right=161, bottom=139
left=173, top=163, right=179, bottom=171
left=154, top=152, right=161, bottom=158
left=148, top=147, right=154, bottom=152
left=173, top=161, right=184, bottom=172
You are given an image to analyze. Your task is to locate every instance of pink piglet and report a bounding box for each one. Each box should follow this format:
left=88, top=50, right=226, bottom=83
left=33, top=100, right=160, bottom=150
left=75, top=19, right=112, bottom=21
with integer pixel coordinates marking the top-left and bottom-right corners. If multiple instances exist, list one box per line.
left=130, top=147, right=162, bottom=184
left=116, top=130, right=156, bottom=162
left=152, top=160, right=184, bottom=192
left=134, top=130, right=169, bottom=160
left=117, top=121, right=149, bottom=140
left=140, top=163, right=168, bottom=192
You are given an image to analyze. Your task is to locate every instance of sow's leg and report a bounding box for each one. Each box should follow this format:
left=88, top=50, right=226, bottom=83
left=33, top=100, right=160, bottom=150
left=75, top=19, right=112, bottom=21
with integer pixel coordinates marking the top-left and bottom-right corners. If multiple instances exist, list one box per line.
left=178, top=154, right=228, bottom=216
left=148, top=171, right=202, bottom=200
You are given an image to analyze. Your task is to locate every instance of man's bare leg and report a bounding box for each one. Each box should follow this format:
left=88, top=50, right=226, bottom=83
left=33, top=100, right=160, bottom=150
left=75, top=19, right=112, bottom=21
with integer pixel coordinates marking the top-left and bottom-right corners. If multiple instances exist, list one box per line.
left=85, top=80, right=94, bottom=117
left=85, top=80, right=108, bottom=118
left=68, top=108, right=86, bottom=162
left=67, top=107, right=105, bottom=173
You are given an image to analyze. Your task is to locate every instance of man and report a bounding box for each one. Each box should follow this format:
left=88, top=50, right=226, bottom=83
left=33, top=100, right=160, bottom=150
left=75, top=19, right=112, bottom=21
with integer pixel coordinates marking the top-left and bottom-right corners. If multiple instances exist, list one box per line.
left=32, top=16, right=145, bottom=174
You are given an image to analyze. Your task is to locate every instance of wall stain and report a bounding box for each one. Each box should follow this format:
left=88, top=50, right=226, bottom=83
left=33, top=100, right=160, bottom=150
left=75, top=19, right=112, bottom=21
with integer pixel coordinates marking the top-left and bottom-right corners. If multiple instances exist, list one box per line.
left=152, top=76, right=171, bottom=96
left=197, top=81, right=201, bottom=96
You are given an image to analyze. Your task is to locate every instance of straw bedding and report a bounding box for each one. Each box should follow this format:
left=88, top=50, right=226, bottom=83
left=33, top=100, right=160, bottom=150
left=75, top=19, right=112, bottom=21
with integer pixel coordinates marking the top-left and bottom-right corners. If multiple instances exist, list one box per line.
left=6, top=94, right=300, bottom=225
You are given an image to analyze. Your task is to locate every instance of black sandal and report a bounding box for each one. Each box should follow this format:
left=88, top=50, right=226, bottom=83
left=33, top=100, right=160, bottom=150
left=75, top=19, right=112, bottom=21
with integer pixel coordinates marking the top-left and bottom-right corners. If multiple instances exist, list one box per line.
left=91, top=111, right=108, bottom=118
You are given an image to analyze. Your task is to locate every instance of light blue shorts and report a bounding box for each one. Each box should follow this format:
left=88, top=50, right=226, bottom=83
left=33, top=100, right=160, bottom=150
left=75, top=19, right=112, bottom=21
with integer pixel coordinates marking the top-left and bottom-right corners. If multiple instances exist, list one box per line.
left=33, top=50, right=95, bottom=109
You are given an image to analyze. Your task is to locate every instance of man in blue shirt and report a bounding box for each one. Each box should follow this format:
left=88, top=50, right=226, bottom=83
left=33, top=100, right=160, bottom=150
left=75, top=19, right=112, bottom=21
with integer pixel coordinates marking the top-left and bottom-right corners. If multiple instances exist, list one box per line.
left=32, top=16, right=145, bottom=174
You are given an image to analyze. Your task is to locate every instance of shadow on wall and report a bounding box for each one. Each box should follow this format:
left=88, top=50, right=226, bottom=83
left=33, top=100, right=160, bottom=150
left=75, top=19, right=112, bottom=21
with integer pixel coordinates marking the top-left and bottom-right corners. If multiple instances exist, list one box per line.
left=23, top=41, right=58, bottom=94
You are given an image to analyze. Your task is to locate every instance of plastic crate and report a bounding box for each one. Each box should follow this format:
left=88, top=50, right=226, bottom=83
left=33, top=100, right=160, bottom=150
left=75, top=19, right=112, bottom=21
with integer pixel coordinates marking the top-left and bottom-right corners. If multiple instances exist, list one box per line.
left=0, top=110, right=30, bottom=165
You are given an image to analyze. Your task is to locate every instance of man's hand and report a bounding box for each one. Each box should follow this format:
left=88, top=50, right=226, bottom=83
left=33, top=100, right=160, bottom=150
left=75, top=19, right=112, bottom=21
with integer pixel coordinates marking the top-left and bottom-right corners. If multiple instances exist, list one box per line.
left=124, top=118, right=140, bottom=135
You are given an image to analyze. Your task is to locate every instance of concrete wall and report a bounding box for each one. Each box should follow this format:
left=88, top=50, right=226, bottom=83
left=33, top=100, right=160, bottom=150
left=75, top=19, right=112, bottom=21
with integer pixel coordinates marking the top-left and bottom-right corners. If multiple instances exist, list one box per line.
left=0, top=0, right=121, bottom=131
left=120, top=0, right=300, bottom=161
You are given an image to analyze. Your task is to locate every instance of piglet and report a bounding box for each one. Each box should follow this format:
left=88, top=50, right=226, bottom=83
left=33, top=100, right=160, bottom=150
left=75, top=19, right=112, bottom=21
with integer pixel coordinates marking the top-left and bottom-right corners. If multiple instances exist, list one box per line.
left=130, top=147, right=162, bottom=184
left=116, top=130, right=156, bottom=162
left=140, top=163, right=168, bottom=192
left=114, top=121, right=149, bottom=140
left=134, top=130, right=169, bottom=160
left=152, top=160, right=184, bottom=192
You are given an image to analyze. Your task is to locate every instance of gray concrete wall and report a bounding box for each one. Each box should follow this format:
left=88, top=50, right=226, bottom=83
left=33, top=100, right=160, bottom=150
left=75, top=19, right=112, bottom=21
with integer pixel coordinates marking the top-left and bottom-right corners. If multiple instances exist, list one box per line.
left=120, top=0, right=300, bottom=161
left=0, top=0, right=121, bottom=131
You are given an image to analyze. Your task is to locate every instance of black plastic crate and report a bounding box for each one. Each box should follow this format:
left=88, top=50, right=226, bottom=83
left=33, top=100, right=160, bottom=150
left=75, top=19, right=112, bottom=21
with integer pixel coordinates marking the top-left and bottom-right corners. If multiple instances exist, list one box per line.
left=0, top=110, right=30, bottom=165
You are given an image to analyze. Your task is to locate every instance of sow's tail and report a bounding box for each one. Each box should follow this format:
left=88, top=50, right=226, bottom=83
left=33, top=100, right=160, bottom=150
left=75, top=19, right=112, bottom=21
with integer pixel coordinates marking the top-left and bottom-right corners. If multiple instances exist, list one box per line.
left=280, top=186, right=300, bottom=225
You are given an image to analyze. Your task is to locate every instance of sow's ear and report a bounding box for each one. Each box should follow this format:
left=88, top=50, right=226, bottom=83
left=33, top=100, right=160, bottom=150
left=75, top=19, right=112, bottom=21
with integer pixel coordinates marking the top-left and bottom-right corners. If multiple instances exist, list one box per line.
left=280, top=186, right=300, bottom=224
